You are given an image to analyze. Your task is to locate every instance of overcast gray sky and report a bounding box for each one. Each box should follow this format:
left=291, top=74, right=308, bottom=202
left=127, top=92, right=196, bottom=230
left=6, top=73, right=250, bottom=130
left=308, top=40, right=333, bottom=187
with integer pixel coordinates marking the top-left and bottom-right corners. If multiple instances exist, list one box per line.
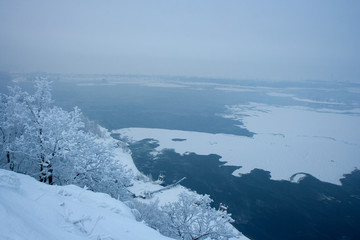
left=0, top=0, right=359, bottom=81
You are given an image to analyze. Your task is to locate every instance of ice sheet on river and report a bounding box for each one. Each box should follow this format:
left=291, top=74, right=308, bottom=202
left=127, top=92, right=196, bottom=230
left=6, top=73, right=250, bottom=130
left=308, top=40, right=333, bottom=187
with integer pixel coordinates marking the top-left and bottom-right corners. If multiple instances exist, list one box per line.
left=113, top=103, right=360, bottom=185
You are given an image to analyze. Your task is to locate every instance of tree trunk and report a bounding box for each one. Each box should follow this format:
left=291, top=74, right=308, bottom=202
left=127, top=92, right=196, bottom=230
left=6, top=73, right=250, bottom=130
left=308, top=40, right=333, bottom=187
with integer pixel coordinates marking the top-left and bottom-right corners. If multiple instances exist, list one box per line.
left=7, top=151, right=14, bottom=171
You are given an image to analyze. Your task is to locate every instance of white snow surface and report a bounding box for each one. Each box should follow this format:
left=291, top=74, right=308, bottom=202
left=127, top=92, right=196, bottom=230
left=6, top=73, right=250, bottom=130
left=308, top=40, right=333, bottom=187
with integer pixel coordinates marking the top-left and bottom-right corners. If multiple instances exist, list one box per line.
left=113, top=103, right=360, bottom=185
left=0, top=169, right=173, bottom=240
left=129, top=180, right=190, bottom=206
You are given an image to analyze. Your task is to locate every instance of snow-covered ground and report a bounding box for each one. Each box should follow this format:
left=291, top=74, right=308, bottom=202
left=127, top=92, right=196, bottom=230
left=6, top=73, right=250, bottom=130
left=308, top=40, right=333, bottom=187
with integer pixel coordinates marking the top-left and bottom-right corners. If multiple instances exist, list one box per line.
left=0, top=169, right=173, bottom=240
left=113, top=103, right=360, bottom=185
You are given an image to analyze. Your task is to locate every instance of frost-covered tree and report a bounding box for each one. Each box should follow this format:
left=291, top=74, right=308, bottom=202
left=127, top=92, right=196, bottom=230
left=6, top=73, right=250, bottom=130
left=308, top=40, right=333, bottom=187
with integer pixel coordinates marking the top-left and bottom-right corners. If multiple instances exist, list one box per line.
left=8, top=79, right=80, bottom=184
left=162, top=192, right=239, bottom=240
left=0, top=85, right=29, bottom=171
left=0, top=78, right=132, bottom=199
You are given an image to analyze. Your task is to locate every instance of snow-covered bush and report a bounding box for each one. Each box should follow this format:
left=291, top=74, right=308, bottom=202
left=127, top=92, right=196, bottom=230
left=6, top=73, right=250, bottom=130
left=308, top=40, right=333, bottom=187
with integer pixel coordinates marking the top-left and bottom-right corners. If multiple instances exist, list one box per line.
left=127, top=199, right=172, bottom=236
left=128, top=191, right=239, bottom=240
left=162, top=192, right=239, bottom=240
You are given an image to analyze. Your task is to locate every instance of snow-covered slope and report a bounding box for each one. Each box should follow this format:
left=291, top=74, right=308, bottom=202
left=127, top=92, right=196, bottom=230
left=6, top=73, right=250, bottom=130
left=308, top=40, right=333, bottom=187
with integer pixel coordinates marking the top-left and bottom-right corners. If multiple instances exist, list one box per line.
left=0, top=169, right=173, bottom=240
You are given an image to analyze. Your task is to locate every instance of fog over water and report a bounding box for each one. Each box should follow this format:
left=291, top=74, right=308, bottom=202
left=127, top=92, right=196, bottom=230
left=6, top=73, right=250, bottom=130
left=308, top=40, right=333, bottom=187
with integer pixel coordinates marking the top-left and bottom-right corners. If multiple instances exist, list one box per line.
left=1, top=0, right=360, bottom=81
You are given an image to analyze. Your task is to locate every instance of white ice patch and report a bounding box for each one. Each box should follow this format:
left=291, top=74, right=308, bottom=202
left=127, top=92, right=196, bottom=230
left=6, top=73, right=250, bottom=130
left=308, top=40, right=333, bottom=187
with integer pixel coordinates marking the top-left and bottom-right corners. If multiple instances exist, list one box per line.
left=290, top=173, right=308, bottom=183
left=113, top=103, right=360, bottom=185
left=291, top=97, right=344, bottom=105
left=266, top=92, right=295, bottom=97
left=267, top=92, right=345, bottom=105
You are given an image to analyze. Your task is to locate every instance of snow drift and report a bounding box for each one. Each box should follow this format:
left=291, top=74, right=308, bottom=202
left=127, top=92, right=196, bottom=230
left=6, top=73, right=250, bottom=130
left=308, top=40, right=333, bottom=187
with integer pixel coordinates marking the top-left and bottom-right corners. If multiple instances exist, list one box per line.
left=0, top=169, right=172, bottom=240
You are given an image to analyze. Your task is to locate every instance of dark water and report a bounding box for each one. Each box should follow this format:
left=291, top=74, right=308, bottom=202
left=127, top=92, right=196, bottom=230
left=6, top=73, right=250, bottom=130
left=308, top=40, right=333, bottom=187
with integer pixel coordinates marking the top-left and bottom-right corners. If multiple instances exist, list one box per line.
left=125, top=138, right=360, bottom=240
left=50, top=82, right=255, bottom=136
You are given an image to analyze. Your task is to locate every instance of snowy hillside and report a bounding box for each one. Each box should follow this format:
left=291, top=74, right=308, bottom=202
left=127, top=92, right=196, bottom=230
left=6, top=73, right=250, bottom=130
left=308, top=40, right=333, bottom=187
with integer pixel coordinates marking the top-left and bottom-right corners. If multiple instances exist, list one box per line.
left=0, top=79, right=247, bottom=240
left=0, top=169, right=173, bottom=240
